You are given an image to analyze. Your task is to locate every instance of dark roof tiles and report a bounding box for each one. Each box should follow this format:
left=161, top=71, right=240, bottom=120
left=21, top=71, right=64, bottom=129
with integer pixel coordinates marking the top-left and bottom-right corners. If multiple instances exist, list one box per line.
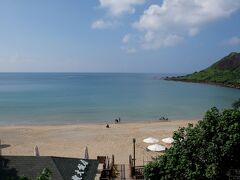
left=0, top=156, right=98, bottom=180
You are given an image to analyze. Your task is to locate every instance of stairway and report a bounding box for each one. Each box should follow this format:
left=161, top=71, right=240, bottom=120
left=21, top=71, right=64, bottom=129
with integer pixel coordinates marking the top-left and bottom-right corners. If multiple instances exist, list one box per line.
left=115, top=164, right=135, bottom=180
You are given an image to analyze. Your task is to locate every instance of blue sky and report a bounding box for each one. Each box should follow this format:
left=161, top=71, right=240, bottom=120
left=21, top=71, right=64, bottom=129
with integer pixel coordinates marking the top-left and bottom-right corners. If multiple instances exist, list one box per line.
left=0, top=0, right=239, bottom=73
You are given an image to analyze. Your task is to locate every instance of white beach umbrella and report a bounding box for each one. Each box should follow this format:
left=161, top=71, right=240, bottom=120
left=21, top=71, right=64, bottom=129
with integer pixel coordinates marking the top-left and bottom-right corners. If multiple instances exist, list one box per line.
left=84, top=146, right=89, bottom=159
left=162, top=137, right=174, bottom=144
left=34, top=145, right=40, bottom=156
left=147, top=144, right=165, bottom=152
left=143, top=137, right=159, bottom=143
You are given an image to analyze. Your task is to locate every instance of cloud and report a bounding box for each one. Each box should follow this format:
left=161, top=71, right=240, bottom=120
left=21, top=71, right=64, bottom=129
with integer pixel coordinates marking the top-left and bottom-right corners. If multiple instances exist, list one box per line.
left=121, top=34, right=137, bottom=53
left=188, top=28, right=199, bottom=37
left=92, top=0, right=144, bottom=30
left=126, top=47, right=137, bottom=53
left=99, top=0, right=145, bottom=16
left=91, top=19, right=117, bottom=29
left=129, top=0, right=240, bottom=50
left=122, top=34, right=132, bottom=43
left=134, top=0, right=240, bottom=31
left=121, top=46, right=137, bottom=53
left=224, top=36, right=240, bottom=46
left=142, top=33, right=183, bottom=49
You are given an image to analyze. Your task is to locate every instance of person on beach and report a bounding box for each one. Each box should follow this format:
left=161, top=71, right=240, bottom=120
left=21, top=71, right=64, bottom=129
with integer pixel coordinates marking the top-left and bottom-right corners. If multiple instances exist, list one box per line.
left=119, top=117, right=121, bottom=123
left=106, top=124, right=110, bottom=128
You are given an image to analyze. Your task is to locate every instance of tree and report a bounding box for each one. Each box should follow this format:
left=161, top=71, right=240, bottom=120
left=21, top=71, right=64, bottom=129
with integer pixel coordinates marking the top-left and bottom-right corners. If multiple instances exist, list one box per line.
left=35, top=168, right=52, bottom=180
left=0, top=160, right=51, bottom=180
left=0, top=157, right=23, bottom=180
left=232, top=98, right=240, bottom=109
left=144, top=107, right=240, bottom=179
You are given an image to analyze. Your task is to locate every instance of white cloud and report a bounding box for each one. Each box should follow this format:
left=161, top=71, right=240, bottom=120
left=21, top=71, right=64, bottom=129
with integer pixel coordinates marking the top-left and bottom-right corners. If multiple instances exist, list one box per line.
left=121, top=34, right=137, bottom=53
left=142, top=33, right=183, bottom=49
left=92, top=0, right=144, bottom=30
left=130, top=0, right=240, bottom=50
left=121, top=46, right=137, bottom=53
left=122, top=34, right=131, bottom=43
left=224, top=36, right=240, bottom=46
left=126, top=47, right=137, bottom=53
left=99, top=0, right=145, bottom=16
left=188, top=28, right=199, bottom=37
left=91, top=19, right=117, bottom=29
left=134, top=0, right=240, bottom=31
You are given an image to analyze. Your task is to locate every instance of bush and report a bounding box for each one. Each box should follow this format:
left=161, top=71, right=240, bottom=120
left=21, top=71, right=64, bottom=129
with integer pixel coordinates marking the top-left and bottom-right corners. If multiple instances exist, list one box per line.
left=144, top=107, right=240, bottom=179
left=35, top=168, right=52, bottom=180
left=232, top=98, right=240, bottom=110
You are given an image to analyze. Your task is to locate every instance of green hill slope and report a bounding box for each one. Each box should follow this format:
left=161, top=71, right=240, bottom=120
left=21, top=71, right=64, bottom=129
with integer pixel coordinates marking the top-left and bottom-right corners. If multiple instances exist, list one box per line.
left=165, top=52, right=240, bottom=89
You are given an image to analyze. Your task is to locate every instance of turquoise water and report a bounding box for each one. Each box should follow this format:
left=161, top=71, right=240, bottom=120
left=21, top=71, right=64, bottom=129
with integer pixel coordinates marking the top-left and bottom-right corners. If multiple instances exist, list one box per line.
left=0, top=73, right=239, bottom=125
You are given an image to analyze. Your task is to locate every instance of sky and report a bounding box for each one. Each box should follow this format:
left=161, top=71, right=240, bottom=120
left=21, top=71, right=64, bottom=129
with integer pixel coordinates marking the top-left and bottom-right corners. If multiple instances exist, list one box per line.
left=0, top=0, right=240, bottom=73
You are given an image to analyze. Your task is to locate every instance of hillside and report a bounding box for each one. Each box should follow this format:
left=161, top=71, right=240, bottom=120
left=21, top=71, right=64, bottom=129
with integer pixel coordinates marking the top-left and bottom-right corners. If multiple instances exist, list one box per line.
left=165, top=52, right=240, bottom=89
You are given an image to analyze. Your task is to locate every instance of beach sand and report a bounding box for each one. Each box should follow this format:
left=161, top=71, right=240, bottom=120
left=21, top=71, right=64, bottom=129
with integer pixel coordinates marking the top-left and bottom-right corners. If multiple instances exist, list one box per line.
left=0, top=120, right=197, bottom=165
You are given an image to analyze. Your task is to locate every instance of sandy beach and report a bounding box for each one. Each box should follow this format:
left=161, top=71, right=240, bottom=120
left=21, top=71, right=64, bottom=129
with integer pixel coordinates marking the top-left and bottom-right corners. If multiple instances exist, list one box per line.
left=0, top=120, right=197, bottom=165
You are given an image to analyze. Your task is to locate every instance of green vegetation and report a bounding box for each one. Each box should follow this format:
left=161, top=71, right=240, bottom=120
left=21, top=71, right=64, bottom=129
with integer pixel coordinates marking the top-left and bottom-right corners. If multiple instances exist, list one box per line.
left=0, top=167, right=52, bottom=180
left=165, top=52, right=240, bottom=89
left=35, top=168, right=52, bottom=180
left=144, top=107, right=240, bottom=179
left=232, top=98, right=240, bottom=110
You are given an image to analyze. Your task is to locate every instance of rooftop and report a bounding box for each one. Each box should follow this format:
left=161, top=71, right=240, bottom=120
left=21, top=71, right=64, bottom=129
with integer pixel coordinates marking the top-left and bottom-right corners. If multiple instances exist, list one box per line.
left=0, top=156, right=99, bottom=180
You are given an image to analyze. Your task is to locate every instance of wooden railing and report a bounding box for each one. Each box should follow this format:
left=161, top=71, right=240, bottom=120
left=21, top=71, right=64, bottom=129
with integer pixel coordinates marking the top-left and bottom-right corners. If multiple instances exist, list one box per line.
left=99, top=155, right=116, bottom=180
left=129, top=154, right=144, bottom=179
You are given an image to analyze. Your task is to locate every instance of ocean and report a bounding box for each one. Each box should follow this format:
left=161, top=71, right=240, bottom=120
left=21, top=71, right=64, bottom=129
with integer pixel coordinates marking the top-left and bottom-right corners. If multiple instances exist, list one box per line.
left=0, top=73, right=239, bottom=125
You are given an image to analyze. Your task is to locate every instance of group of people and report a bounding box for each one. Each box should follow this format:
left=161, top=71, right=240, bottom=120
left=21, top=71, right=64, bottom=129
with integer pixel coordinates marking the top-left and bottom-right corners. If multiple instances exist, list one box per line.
left=159, top=116, right=168, bottom=121
left=114, top=117, right=121, bottom=124
left=106, top=117, right=121, bottom=128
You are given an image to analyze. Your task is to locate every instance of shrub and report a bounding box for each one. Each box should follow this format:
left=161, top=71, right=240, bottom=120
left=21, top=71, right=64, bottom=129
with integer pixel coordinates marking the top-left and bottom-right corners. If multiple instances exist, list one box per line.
left=144, top=107, right=240, bottom=179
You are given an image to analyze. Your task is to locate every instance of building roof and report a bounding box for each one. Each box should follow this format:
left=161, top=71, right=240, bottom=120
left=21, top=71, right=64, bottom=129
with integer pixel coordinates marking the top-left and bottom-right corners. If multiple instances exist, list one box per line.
left=0, top=156, right=99, bottom=180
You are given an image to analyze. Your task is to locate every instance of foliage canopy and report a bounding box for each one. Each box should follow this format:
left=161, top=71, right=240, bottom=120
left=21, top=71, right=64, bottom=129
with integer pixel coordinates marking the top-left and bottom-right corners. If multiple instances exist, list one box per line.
left=35, top=168, right=52, bottom=180
left=232, top=98, right=240, bottom=109
left=0, top=165, right=52, bottom=180
left=144, top=107, right=240, bottom=179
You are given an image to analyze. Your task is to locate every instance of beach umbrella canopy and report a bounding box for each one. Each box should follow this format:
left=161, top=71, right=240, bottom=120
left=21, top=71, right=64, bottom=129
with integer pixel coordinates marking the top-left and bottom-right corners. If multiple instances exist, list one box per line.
left=143, top=137, right=159, bottom=143
left=147, top=144, right=165, bottom=152
left=162, top=137, right=174, bottom=144
left=34, top=145, right=40, bottom=156
left=84, top=146, right=89, bottom=159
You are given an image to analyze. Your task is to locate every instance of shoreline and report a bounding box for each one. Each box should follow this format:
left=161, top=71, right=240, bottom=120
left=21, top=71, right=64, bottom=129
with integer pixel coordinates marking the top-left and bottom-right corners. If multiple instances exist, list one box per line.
left=163, top=77, right=240, bottom=90
left=0, top=119, right=198, bottom=165
left=0, top=118, right=201, bottom=127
